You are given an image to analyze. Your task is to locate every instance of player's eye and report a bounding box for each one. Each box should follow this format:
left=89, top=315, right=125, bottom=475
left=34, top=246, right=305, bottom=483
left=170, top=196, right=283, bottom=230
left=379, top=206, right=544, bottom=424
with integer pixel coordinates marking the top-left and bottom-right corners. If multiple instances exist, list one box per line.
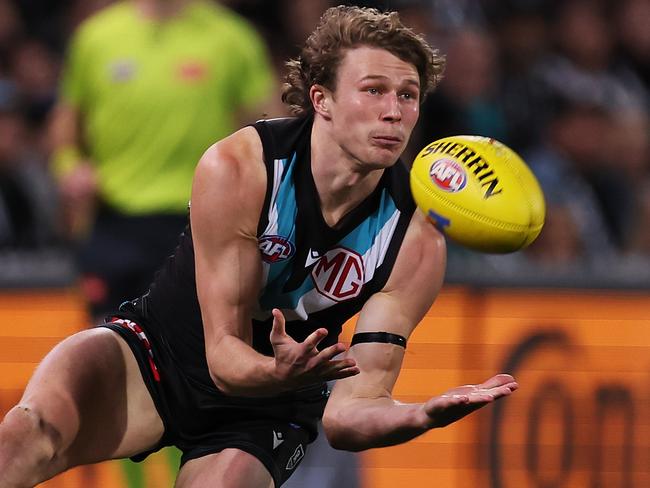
left=367, top=87, right=380, bottom=95
left=400, top=91, right=418, bottom=101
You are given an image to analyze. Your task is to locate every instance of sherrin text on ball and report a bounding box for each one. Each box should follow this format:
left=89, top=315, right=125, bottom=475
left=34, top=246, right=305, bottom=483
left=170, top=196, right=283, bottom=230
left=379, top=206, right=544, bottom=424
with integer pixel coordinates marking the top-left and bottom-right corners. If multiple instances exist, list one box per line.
left=410, top=135, right=545, bottom=253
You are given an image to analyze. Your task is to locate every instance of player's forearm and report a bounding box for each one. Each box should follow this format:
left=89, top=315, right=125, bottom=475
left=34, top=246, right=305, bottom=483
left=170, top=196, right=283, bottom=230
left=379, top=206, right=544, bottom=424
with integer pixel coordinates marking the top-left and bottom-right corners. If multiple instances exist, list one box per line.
left=323, top=397, right=429, bottom=451
left=207, top=334, right=288, bottom=397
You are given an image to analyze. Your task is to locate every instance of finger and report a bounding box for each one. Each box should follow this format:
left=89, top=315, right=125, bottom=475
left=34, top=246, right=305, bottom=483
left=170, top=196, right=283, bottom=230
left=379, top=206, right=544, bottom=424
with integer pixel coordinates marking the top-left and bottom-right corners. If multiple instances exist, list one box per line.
left=324, top=366, right=360, bottom=381
left=439, top=393, right=471, bottom=404
left=317, top=358, right=359, bottom=377
left=484, top=383, right=518, bottom=400
left=466, top=392, right=497, bottom=403
left=316, top=342, right=348, bottom=361
left=480, top=374, right=516, bottom=389
left=269, top=308, right=286, bottom=340
left=307, top=354, right=356, bottom=373
left=302, top=327, right=329, bottom=351
left=466, top=382, right=517, bottom=403
left=428, top=394, right=472, bottom=413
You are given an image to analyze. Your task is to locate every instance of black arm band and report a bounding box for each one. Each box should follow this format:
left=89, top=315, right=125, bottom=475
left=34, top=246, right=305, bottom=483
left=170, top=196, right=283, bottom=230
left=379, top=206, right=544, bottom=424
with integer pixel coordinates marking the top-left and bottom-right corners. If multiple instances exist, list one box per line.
left=350, top=332, right=407, bottom=349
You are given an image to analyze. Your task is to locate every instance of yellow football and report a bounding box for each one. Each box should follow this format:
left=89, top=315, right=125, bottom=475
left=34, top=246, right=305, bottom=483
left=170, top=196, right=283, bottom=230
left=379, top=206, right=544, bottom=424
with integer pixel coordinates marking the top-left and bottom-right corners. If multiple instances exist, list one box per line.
left=410, top=135, right=545, bottom=253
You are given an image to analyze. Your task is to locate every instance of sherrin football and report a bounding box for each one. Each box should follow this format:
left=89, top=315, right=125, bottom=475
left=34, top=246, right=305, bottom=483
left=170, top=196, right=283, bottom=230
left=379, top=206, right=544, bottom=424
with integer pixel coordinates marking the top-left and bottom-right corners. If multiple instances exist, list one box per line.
left=410, top=135, right=545, bottom=253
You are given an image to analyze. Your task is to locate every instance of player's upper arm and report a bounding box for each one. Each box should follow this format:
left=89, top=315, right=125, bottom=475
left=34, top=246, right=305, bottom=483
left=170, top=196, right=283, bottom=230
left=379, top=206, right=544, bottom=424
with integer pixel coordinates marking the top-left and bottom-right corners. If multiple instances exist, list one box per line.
left=190, top=126, right=266, bottom=350
left=358, top=210, right=446, bottom=337
left=327, top=212, right=446, bottom=404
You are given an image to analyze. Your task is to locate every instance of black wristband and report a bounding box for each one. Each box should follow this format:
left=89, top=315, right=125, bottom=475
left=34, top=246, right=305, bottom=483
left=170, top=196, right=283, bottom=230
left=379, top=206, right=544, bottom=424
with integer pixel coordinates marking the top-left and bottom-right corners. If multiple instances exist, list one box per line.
left=350, top=332, right=407, bottom=349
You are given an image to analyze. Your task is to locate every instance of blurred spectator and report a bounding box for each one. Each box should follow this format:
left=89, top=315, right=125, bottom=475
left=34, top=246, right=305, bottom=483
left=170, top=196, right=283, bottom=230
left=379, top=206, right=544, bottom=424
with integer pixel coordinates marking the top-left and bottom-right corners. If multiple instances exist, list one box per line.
left=429, top=0, right=487, bottom=31
left=488, top=3, right=554, bottom=152
left=48, top=0, right=277, bottom=318
left=600, top=111, right=650, bottom=246
left=477, top=197, right=593, bottom=278
left=10, top=39, right=59, bottom=131
left=479, top=100, right=620, bottom=275
left=525, top=202, right=585, bottom=266
left=0, top=106, right=59, bottom=248
left=527, top=0, right=650, bottom=252
left=0, top=0, right=23, bottom=57
left=538, top=0, right=647, bottom=114
left=615, top=0, right=650, bottom=89
left=280, top=0, right=335, bottom=57
left=10, top=0, right=71, bottom=49
left=524, top=101, right=618, bottom=256
left=414, top=28, right=509, bottom=152
left=0, top=1, right=21, bottom=109
left=0, top=71, right=17, bottom=117
left=626, top=179, right=650, bottom=257
left=0, top=0, right=645, bottom=284
left=224, top=0, right=336, bottom=77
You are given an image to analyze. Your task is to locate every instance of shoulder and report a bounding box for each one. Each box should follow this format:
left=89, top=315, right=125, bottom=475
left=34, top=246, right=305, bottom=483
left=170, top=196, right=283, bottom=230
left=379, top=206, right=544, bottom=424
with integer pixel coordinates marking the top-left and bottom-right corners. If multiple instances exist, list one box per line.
left=75, top=3, right=131, bottom=38
left=397, top=212, right=446, bottom=277
left=253, top=116, right=314, bottom=157
left=196, top=126, right=265, bottom=189
left=68, top=3, right=134, bottom=53
left=193, top=1, right=265, bottom=40
left=192, top=127, right=266, bottom=234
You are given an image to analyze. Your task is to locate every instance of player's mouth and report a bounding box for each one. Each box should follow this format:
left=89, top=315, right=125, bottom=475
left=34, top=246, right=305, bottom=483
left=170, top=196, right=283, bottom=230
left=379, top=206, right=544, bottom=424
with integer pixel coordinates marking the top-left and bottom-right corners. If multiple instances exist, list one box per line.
left=372, top=135, right=403, bottom=148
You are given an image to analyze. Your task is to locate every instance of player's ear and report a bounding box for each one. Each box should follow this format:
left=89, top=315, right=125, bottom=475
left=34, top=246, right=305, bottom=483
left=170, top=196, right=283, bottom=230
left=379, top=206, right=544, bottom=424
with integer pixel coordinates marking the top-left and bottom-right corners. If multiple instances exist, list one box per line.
left=310, top=84, right=331, bottom=120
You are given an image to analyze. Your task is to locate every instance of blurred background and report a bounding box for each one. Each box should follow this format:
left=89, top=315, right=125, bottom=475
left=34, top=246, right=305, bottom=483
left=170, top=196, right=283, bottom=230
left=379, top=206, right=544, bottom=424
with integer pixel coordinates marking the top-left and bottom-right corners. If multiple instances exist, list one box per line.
left=0, top=0, right=647, bottom=487
left=0, top=0, right=648, bottom=288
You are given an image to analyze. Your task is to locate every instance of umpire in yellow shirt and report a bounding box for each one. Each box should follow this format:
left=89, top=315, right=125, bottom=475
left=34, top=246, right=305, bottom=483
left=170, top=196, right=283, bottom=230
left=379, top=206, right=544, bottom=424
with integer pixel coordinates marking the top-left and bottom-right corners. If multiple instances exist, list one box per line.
left=49, top=0, right=276, bottom=317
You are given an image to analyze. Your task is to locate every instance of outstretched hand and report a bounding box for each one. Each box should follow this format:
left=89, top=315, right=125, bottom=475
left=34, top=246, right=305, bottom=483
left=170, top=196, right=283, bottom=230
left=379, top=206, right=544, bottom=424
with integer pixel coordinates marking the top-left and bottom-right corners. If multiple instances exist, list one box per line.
left=269, top=309, right=360, bottom=389
left=422, top=374, right=518, bottom=428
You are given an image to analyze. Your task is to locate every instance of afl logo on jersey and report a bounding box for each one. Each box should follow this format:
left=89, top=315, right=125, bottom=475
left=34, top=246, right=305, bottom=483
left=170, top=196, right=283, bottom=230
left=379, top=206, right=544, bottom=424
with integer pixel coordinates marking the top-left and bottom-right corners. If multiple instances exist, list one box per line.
left=259, top=235, right=295, bottom=263
left=312, top=247, right=364, bottom=301
left=429, top=158, right=467, bottom=192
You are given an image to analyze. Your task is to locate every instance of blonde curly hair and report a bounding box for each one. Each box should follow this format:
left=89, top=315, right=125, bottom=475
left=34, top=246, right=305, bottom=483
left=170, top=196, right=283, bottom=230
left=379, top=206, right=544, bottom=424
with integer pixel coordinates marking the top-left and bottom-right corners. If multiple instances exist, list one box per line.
left=282, top=5, right=445, bottom=116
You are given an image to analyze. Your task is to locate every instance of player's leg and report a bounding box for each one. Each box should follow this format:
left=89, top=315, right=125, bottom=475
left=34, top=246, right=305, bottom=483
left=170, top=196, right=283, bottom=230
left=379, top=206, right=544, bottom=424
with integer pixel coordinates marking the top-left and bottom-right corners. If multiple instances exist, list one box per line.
left=174, top=449, right=274, bottom=488
left=0, top=327, right=164, bottom=487
left=173, top=418, right=313, bottom=488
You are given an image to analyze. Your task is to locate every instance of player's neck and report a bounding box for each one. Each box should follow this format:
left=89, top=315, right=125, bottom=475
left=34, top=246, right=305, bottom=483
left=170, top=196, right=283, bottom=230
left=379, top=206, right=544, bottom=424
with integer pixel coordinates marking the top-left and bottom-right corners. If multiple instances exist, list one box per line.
left=311, top=121, right=384, bottom=228
left=135, top=0, right=193, bottom=20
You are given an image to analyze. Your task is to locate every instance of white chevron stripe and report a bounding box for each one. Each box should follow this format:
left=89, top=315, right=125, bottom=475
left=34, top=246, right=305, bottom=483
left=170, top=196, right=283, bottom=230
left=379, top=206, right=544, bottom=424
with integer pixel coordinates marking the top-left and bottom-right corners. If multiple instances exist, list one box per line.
left=362, top=208, right=401, bottom=282
left=260, top=158, right=285, bottom=285
left=264, top=158, right=285, bottom=236
left=253, top=209, right=402, bottom=322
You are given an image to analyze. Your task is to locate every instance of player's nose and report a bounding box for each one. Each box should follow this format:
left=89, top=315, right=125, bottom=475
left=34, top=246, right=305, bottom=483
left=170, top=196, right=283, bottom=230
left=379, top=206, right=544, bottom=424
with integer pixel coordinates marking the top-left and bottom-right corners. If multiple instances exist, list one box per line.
left=381, top=92, right=402, bottom=122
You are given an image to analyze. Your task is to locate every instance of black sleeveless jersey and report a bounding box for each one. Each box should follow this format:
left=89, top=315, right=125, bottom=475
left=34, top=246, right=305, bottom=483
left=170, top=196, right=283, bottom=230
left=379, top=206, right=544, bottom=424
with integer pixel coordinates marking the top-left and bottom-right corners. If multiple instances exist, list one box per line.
left=120, top=116, right=416, bottom=388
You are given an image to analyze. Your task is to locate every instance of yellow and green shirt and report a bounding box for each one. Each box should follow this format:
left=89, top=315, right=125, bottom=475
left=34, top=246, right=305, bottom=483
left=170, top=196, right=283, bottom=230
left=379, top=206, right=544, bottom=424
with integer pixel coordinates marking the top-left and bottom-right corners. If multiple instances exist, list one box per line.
left=59, top=0, right=274, bottom=214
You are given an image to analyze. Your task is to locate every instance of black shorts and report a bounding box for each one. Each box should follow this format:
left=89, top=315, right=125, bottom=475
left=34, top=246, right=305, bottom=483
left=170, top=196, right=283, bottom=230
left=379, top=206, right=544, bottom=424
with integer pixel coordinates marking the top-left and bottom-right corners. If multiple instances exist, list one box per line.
left=100, top=317, right=329, bottom=487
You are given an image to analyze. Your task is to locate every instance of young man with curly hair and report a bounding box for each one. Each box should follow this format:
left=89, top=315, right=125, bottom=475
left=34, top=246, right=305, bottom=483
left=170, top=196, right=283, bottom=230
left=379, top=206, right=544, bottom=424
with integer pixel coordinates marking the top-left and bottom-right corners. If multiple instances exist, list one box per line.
left=0, top=6, right=517, bottom=487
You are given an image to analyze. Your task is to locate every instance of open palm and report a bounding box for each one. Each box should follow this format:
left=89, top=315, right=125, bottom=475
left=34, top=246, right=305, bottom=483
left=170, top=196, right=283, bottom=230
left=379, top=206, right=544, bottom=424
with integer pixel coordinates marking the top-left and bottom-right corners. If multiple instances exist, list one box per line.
left=423, top=374, right=518, bottom=428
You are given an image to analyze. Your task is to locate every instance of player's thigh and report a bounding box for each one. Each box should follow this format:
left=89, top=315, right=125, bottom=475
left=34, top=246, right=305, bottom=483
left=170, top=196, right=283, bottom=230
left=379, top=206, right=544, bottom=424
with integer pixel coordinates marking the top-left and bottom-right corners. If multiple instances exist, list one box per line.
left=19, top=327, right=164, bottom=464
left=175, top=449, right=274, bottom=488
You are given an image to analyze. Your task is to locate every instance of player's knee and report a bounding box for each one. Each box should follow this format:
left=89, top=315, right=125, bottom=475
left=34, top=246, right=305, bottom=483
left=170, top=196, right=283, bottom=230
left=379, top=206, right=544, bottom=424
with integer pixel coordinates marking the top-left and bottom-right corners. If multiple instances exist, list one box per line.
left=0, top=404, right=63, bottom=469
left=321, top=413, right=345, bottom=450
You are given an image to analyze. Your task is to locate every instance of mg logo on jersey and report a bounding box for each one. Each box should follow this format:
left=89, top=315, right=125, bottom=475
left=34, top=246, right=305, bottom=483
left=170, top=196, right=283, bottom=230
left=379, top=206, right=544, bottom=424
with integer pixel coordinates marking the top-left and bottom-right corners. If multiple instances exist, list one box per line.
left=259, top=235, right=295, bottom=263
left=312, top=247, right=364, bottom=301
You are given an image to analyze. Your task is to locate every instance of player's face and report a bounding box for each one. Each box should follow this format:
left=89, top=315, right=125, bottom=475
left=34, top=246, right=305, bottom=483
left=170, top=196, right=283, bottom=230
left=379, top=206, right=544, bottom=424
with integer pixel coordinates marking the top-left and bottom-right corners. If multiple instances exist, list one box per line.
left=328, top=46, right=421, bottom=169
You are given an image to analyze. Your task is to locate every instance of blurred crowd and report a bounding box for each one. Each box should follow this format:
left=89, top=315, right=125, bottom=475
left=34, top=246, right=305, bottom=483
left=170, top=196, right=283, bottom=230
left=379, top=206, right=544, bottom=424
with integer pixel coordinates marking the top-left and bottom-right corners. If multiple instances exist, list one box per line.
left=0, top=0, right=648, bottom=280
